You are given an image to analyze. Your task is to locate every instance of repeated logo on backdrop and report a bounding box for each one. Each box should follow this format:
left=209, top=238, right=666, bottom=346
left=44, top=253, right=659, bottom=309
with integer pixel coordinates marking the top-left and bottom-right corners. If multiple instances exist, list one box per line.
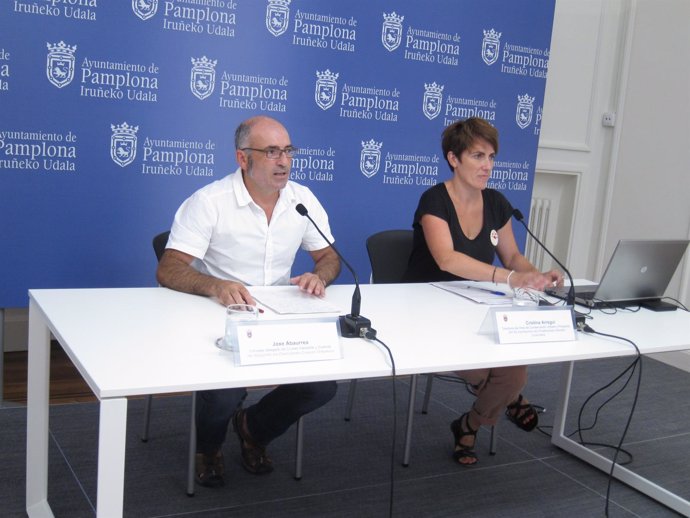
left=110, top=122, right=217, bottom=177
left=358, top=139, right=439, bottom=186
left=360, top=140, right=382, bottom=179
left=46, top=41, right=76, bottom=88
left=268, top=0, right=358, bottom=53
left=516, top=94, right=535, bottom=129
left=383, top=11, right=461, bottom=66
left=316, top=71, right=400, bottom=122
left=132, top=0, right=157, bottom=21
left=110, top=122, right=138, bottom=167
left=1, top=0, right=555, bottom=307
left=315, top=70, right=338, bottom=111
left=422, top=82, right=443, bottom=120
left=266, top=0, right=290, bottom=36
left=45, top=40, right=160, bottom=102
left=190, top=56, right=217, bottom=100
left=382, top=12, right=404, bottom=52
left=482, top=29, right=501, bottom=66
left=4, top=3, right=551, bottom=181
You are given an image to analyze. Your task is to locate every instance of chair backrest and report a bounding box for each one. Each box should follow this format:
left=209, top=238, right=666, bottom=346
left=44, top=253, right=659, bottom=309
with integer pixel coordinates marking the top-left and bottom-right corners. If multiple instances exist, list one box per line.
left=366, top=230, right=413, bottom=284
left=152, top=231, right=171, bottom=262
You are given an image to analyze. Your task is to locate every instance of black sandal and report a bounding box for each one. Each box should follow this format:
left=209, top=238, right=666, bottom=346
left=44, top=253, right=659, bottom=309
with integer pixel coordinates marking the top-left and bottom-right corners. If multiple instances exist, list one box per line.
left=232, top=408, right=274, bottom=475
left=450, top=412, right=478, bottom=466
left=505, top=394, right=539, bottom=431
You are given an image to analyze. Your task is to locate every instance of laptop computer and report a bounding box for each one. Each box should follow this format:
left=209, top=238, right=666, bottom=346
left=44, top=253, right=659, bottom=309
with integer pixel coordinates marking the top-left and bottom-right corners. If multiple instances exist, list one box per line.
left=546, top=239, right=689, bottom=309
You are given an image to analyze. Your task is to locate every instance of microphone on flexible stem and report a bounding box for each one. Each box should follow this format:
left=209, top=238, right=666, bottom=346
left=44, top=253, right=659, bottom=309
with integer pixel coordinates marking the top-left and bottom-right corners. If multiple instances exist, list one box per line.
left=512, top=208, right=583, bottom=326
left=295, top=203, right=372, bottom=338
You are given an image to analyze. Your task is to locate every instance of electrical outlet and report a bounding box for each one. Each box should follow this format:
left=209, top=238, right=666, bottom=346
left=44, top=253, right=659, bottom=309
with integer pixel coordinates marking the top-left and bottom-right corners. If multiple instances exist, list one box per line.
left=602, top=112, right=616, bottom=127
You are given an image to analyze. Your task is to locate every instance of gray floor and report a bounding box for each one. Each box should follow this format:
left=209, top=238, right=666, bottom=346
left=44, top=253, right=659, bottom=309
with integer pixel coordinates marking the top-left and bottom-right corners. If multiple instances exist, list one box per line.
left=2, top=356, right=689, bottom=517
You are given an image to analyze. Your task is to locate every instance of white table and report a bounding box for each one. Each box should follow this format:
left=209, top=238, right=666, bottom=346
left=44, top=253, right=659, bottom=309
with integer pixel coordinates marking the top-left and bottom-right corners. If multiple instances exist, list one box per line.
left=26, top=284, right=690, bottom=517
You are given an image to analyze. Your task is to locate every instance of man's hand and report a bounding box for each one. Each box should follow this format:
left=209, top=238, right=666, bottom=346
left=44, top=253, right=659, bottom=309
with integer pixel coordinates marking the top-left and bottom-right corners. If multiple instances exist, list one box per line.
left=290, top=272, right=326, bottom=297
left=213, top=280, right=256, bottom=306
left=157, top=249, right=256, bottom=306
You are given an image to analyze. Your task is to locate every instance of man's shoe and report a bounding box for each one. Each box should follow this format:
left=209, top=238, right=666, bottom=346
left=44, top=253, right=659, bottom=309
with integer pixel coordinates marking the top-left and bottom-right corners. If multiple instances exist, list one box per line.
left=232, top=408, right=274, bottom=475
left=195, top=449, right=225, bottom=487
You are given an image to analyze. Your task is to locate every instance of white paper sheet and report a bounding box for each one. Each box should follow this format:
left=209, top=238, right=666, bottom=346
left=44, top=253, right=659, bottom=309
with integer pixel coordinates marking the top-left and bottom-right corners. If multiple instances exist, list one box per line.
left=431, top=281, right=514, bottom=305
left=254, top=286, right=343, bottom=314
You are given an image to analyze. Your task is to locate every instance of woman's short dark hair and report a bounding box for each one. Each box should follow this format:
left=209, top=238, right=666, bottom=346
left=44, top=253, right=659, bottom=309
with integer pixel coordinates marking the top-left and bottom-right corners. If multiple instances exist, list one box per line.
left=441, top=117, right=499, bottom=171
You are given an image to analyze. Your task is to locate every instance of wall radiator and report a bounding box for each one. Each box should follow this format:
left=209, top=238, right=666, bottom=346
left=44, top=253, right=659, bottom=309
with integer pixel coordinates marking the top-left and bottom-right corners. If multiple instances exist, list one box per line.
left=525, top=197, right=551, bottom=271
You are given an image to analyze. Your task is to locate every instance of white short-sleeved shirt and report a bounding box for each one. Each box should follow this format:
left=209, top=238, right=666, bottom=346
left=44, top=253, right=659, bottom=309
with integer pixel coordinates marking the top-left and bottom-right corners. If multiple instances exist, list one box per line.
left=167, top=168, right=335, bottom=287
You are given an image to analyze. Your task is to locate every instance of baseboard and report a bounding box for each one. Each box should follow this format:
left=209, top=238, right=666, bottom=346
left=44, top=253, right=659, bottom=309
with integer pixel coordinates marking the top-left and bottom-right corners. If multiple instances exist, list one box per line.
left=2, top=308, right=28, bottom=352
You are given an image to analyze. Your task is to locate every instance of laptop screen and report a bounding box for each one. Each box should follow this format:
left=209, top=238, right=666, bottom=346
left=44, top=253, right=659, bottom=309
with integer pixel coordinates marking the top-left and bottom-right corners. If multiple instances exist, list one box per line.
left=593, top=239, right=689, bottom=303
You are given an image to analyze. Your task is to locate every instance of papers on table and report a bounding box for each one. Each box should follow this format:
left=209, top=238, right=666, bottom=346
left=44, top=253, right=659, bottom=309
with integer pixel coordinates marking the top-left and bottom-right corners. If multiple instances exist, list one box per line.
left=254, top=286, right=343, bottom=314
left=431, top=281, right=514, bottom=305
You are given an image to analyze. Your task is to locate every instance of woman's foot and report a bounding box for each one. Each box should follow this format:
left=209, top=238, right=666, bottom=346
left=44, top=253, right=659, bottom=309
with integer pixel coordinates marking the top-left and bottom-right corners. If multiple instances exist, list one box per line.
left=450, top=412, right=478, bottom=466
left=506, top=394, right=538, bottom=431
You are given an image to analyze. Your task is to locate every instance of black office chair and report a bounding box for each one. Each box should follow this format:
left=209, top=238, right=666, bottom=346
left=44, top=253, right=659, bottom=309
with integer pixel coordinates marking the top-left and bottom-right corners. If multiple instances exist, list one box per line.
left=345, top=230, right=496, bottom=465
left=140, top=231, right=198, bottom=495
left=152, top=230, right=170, bottom=263
left=141, top=232, right=306, bottom=495
left=367, top=229, right=415, bottom=284
left=344, top=230, right=414, bottom=420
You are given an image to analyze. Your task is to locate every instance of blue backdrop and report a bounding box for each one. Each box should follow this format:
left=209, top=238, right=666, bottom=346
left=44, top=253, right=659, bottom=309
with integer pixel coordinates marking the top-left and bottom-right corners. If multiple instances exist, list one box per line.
left=1, top=0, right=555, bottom=307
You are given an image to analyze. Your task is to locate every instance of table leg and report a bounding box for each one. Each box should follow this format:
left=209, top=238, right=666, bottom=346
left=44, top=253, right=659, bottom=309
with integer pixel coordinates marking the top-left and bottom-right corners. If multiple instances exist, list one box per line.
left=26, top=300, right=53, bottom=517
left=552, top=361, right=690, bottom=516
left=96, top=398, right=128, bottom=517
left=402, top=374, right=418, bottom=467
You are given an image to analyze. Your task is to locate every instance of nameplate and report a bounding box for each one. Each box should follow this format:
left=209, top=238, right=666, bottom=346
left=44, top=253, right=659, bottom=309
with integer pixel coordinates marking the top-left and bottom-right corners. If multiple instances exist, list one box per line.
left=235, top=317, right=341, bottom=366
left=481, top=306, right=576, bottom=344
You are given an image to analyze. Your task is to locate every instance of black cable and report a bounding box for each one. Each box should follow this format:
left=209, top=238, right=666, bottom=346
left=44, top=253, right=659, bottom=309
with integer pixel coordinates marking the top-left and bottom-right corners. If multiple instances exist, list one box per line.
left=524, top=323, right=641, bottom=467
left=592, top=300, right=618, bottom=315
left=422, top=333, right=644, bottom=514
left=575, top=357, right=638, bottom=442
left=580, top=324, right=642, bottom=517
left=660, top=296, right=688, bottom=311
left=534, top=424, right=635, bottom=464
left=363, top=329, right=396, bottom=518
left=432, top=360, right=636, bottom=470
left=592, top=300, right=643, bottom=315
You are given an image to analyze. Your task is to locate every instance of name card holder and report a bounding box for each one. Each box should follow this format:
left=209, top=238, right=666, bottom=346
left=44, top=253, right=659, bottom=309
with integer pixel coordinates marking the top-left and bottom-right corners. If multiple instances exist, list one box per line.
left=233, top=316, right=342, bottom=366
left=479, top=305, right=577, bottom=344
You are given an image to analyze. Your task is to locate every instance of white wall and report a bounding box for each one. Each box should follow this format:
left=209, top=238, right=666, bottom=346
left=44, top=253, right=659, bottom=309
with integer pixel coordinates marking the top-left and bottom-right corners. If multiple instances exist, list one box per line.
left=537, top=0, right=690, bottom=369
left=602, top=0, right=690, bottom=298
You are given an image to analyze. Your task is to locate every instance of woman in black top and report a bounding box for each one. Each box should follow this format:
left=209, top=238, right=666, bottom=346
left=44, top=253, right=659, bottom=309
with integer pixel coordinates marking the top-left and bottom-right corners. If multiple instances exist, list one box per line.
left=404, top=117, right=563, bottom=466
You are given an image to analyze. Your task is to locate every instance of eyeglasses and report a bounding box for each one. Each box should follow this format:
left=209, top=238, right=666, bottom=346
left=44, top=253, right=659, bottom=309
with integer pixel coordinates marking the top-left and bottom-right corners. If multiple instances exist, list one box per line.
left=240, top=146, right=298, bottom=159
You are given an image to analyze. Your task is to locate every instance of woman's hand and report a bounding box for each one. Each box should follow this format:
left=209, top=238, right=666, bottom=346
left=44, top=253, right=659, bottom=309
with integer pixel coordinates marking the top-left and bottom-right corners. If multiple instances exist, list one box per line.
left=511, top=269, right=563, bottom=291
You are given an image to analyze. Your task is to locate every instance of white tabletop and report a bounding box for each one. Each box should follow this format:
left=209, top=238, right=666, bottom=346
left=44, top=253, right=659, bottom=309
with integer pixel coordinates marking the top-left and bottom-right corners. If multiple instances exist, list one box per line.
left=26, top=283, right=690, bottom=518
left=28, top=283, right=690, bottom=400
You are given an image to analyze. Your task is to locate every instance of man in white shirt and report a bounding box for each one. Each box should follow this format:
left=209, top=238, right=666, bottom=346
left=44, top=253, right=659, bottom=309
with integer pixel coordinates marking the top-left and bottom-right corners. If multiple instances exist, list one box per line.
left=157, top=115, right=341, bottom=488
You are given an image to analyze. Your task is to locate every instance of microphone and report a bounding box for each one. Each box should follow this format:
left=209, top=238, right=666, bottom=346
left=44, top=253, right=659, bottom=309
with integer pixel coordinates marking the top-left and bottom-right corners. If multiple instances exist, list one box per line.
left=295, top=203, right=372, bottom=338
left=512, top=208, right=582, bottom=325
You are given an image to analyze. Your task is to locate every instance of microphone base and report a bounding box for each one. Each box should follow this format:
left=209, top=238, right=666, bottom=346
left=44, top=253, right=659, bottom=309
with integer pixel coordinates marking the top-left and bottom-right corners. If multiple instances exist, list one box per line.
left=573, top=309, right=587, bottom=327
left=339, top=314, right=372, bottom=338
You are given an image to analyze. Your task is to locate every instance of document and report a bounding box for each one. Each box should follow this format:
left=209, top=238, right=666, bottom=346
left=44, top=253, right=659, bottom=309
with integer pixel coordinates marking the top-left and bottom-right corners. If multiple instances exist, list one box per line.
left=254, top=286, right=343, bottom=314
left=431, top=281, right=514, bottom=305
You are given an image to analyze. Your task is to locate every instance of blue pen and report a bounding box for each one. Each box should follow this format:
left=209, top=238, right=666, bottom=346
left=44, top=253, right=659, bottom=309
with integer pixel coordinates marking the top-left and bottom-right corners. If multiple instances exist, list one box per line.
left=468, top=286, right=507, bottom=296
